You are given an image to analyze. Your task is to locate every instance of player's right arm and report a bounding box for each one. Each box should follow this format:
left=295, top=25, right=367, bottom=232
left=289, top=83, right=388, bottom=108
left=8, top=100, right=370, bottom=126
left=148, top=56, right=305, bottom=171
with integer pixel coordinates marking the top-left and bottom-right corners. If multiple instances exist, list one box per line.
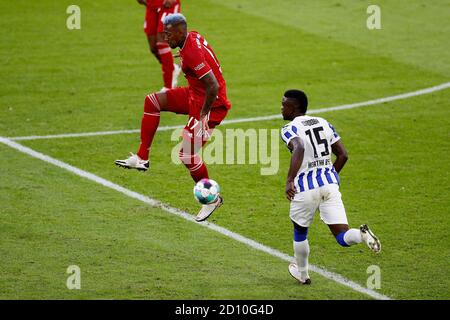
left=286, top=137, right=304, bottom=201
left=199, top=71, right=219, bottom=118
left=196, top=71, right=219, bottom=139
left=182, top=36, right=217, bottom=138
left=331, top=140, right=348, bottom=173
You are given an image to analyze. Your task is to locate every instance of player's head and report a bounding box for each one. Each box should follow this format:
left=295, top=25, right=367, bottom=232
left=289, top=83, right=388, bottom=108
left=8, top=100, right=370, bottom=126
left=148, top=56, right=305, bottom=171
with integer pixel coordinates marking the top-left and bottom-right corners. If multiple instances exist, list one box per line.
left=163, top=13, right=188, bottom=49
left=281, top=89, right=308, bottom=120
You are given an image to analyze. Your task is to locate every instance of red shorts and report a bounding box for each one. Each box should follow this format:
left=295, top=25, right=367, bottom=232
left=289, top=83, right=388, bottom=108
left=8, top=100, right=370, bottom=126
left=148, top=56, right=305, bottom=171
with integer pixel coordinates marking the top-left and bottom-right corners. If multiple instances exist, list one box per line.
left=166, top=87, right=229, bottom=143
left=144, top=2, right=181, bottom=36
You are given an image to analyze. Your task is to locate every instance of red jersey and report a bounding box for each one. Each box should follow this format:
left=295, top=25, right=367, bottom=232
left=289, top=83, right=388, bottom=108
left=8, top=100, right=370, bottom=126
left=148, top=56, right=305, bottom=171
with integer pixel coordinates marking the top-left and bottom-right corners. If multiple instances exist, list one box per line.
left=179, top=32, right=231, bottom=110
left=147, top=0, right=163, bottom=10
left=147, top=0, right=180, bottom=10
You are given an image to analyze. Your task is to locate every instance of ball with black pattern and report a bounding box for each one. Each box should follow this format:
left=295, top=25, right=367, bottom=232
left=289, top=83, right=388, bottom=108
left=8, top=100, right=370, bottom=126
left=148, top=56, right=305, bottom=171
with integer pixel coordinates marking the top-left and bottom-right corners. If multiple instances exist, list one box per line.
left=193, top=178, right=220, bottom=205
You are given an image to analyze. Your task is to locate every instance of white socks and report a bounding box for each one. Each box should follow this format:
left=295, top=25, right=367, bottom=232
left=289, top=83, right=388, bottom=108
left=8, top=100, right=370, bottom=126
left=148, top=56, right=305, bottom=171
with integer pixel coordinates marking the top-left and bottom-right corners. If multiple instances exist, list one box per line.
left=293, top=240, right=310, bottom=281
left=343, top=228, right=363, bottom=245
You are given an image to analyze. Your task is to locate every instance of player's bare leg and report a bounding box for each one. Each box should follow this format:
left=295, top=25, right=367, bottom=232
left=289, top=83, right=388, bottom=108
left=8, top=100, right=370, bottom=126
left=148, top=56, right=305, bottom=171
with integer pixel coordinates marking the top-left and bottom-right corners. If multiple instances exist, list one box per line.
left=329, top=223, right=381, bottom=253
left=115, top=92, right=168, bottom=171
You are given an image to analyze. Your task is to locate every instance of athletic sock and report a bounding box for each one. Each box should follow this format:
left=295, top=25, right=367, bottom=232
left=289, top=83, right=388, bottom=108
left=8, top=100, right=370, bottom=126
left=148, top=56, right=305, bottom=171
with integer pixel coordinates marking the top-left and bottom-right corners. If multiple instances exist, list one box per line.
left=157, top=42, right=175, bottom=89
left=137, top=93, right=161, bottom=160
left=344, top=228, right=363, bottom=245
left=293, top=240, right=310, bottom=281
left=179, top=152, right=209, bottom=182
left=336, top=228, right=363, bottom=247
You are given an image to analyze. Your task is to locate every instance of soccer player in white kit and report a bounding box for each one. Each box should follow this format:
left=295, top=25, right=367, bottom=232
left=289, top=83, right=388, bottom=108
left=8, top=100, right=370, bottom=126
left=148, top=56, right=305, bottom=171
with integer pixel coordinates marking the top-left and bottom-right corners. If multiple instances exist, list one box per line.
left=280, top=89, right=381, bottom=285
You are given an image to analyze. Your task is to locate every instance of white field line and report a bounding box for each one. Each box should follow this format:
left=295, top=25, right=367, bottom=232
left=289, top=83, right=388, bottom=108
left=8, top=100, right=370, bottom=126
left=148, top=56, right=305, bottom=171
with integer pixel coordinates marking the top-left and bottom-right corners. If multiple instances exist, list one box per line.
left=8, top=81, right=450, bottom=141
left=0, top=136, right=391, bottom=300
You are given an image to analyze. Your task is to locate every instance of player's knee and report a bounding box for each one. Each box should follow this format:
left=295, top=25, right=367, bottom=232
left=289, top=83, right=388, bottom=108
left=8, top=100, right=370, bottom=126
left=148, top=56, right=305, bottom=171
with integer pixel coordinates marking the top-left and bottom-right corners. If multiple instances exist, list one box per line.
left=150, top=46, right=158, bottom=56
left=148, top=38, right=158, bottom=54
left=293, top=222, right=308, bottom=242
left=148, top=42, right=159, bottom=58
left=144, top=93, right=161, bottom=114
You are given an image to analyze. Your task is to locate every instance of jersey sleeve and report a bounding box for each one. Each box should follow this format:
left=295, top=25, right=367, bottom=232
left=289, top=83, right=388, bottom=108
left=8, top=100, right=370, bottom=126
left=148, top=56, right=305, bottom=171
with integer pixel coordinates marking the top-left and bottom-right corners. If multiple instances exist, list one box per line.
left=280, top=124, right=299, bottom=149
left=183, top=39, right=212, bottom=79
left=327, top=121, right=341, bottom=145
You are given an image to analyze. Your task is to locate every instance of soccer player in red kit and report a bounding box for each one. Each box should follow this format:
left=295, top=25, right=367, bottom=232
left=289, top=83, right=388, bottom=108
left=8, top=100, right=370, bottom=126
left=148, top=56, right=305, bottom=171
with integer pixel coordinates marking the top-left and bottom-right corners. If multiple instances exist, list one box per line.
left=137, top=0, right=182, bottom=90
left=116, top=14, right=231, bottom=222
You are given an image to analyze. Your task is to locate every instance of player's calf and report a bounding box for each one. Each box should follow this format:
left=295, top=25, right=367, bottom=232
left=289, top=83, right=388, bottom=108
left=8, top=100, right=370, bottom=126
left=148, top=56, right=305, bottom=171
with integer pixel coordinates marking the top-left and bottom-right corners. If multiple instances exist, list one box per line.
left=147, top=35, right=161, bottom=62
left=290, top=222, right=311, bottom=284
left=179, top=151, right=209, bottom=183
left=136, top=93, right=162, bottom=161
left=157, top=41, right=175, bottom=89
left=115, top=93, right=164, bottom=170
left=334, top=225, right=381, bottom=253
left=335, top=228, right=362, bottom=247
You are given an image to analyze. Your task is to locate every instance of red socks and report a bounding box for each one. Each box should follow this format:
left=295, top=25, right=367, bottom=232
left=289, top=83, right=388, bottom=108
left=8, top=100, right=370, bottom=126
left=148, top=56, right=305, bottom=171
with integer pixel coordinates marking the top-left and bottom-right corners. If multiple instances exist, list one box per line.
left=136, top=92, right=210, bottom=184
left=179, top=151, right=209, bottom=183
left=137, top=94, right=161, bottom=160
left=157, top=42, right=175, bottom=89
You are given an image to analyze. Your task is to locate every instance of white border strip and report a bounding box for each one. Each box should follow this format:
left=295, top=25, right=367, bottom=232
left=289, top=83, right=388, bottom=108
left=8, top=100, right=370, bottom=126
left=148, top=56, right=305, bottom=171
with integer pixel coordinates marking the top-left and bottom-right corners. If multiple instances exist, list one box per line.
left=0, top=136, right=391, bottom=300
left=8, top=82, right=450, bottom=141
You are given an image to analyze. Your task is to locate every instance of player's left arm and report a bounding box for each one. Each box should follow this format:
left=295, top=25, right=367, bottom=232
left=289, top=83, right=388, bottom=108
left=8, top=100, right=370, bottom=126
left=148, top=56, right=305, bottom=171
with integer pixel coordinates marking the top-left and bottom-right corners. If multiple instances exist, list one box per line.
left=286, top=137, right=304, bottom=201
left=199, top=71, right=219, bottom=133
left=327, top=121, right=347, bottom=173
left=331, top=140, right=348, bottom=173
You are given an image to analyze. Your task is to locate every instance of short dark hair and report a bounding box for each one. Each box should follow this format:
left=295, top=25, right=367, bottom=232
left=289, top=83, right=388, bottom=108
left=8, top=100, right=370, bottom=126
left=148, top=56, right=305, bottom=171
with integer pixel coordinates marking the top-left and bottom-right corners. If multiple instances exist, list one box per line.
left=284, top=89, right=308, bottom=113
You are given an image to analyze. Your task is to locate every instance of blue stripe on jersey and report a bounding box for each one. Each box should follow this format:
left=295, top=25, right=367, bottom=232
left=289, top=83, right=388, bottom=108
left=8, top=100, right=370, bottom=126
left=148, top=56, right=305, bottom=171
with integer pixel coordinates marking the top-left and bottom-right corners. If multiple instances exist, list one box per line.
left=295, top=168, right=340, bottom=193
left=307, top=171, right=314, bottom=190
left=291, top=126, right=298, bottom=134
left=324, top=168, right=334, bottom=184
left=328, top=123, right=339, bottom=139
left=298, top=173, right=305, bottom=192
left=316, top=168, right=324, bottom=187
left=284, top=131, right=292, bottom=140
left=331, top=167, right=340, bottom=185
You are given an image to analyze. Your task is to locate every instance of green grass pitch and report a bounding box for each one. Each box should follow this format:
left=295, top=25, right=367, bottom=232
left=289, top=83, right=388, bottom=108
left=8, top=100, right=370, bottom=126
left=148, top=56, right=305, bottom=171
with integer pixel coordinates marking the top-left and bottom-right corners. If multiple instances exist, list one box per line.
left=1, top=0, right=449, bottom=299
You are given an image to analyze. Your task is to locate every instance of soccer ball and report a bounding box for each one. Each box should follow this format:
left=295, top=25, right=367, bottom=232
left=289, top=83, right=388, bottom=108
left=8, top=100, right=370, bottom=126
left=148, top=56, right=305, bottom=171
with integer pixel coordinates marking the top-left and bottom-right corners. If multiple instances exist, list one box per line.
left=193, top=179, right=220, bottom=204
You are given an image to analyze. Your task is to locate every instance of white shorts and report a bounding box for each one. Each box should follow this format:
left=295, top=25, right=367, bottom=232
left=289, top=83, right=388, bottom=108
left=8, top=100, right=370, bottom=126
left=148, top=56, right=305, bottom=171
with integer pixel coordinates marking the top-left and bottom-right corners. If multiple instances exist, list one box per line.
left=289, top=184, right=348, bottom=227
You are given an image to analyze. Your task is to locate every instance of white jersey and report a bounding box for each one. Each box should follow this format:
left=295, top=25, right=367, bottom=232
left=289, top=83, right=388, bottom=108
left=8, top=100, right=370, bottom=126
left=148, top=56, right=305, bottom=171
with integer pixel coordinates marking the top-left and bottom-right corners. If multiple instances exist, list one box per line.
left=281, top=115, right=341, bottom=193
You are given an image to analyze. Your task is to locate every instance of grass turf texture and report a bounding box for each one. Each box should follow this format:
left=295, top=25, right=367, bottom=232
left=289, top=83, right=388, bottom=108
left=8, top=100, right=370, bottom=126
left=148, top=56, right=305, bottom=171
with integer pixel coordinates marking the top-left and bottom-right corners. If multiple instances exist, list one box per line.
left=1, top=0, right=449, bottom=299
